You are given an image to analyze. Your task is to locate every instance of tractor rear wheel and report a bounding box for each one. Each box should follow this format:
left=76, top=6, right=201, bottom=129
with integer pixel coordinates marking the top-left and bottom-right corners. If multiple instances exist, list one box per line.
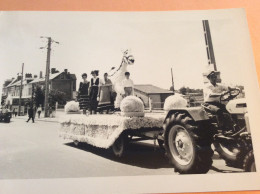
left=164, top=113, right=214, bottom=174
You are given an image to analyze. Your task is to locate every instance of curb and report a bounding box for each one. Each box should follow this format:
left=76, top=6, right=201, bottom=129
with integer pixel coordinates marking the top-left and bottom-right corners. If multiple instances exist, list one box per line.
left=12, top=117, right=59, bottom=123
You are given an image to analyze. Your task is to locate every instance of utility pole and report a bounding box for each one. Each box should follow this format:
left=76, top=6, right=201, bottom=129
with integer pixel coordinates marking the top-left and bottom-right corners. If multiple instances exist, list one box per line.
left=171, top=67, right=174, bottom=93
left=44, top=37, right=51, bottom=117
left=18, top=63, right=24, bottom=116
left=202, top=20, right=221, bottom=83
left=203, top=20, right=217, bottom=70
left=40, top=37, right=59, bottom=118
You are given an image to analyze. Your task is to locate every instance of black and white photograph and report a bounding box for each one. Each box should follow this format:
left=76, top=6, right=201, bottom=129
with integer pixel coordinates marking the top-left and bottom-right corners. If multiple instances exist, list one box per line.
left=0, top=9, right=260, bottom=193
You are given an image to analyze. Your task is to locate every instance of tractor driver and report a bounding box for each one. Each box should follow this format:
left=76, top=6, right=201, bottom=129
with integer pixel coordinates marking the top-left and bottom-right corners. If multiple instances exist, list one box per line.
left=203, top=70, right=237, bottom=131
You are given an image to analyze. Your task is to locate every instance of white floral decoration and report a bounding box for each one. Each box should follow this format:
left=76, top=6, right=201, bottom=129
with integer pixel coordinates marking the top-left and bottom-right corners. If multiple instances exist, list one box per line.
left=163, top=94, right=187, bottom=111
left=120, top=96, right=144, bottom=113
left=64, top=101, right=80, bottom=113
left=59, top=114, right=165, bottom=148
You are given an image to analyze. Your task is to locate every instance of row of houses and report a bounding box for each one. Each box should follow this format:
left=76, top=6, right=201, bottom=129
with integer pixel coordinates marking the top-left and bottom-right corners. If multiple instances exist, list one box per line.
left=1, top=68, right=77, bottom=113
left=2, top=68, right=205, bottom=112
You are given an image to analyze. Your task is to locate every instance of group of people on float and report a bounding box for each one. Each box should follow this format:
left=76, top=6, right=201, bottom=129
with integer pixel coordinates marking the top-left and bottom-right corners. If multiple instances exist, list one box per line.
left=78, top=70, right=134, bottom=115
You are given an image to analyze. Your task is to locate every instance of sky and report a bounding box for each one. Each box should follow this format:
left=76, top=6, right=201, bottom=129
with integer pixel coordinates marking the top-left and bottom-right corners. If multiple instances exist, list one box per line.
left=0, top=11, right=249, bottom=95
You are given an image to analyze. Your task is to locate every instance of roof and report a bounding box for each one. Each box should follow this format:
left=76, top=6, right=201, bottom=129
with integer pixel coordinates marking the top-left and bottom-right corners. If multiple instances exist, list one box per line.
left=134, top=84, right=173, bottom=95
left=6, top=79, right=18, bottom=88
left=8, top=78, right=34, bottom=87
left=30, top=72, right=61, bottom=84
left=69, top=74, right=77, bottom=80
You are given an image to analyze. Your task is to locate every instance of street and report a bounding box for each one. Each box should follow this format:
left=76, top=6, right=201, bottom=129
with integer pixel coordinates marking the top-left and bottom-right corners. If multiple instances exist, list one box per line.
left=0, top=117, right=243, bottom=179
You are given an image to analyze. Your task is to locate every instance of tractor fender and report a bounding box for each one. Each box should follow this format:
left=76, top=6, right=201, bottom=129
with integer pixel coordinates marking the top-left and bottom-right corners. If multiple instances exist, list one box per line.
left=164, top=107, right=210, bottom=123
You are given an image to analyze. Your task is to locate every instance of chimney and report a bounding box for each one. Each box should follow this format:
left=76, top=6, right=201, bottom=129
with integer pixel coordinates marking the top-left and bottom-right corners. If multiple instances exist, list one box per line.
left=64, top=69, right=68, bottom=74
left=17, top=75, right=22, bottom=81
left=25, top=73, right=32, bottom=78
left=51, top=68, right=56, bottom=74
left=39, top=71, right=43, bottom=78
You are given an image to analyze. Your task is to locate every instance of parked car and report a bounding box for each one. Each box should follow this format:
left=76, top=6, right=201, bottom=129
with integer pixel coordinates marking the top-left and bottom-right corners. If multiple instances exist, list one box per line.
left=0, top=106, right=12, bottom=123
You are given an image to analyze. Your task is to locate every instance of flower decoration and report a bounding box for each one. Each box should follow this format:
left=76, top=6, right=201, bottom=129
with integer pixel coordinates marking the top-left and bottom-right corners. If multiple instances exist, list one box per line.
left=120, top=96, right=145, bottom=117
left=164, top=94, right=187, bottom=111
left=59, top=114, right=165, bottom=148
left=64, top=101, right=80, bottom=113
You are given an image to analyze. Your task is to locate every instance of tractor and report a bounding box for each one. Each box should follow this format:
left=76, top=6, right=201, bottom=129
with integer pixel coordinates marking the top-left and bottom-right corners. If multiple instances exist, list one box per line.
left=162, top=88, right=256, bottom=174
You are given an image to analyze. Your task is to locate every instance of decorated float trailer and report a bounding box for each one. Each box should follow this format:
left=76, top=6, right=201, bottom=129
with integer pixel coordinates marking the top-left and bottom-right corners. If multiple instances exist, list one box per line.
left=59, top=96, right=166, bottom=157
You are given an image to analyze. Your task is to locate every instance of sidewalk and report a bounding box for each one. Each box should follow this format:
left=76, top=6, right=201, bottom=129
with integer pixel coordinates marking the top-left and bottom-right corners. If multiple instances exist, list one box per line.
left=13, top=109, right=67, bottom=123
left=13, top=109, right=165, bottom=123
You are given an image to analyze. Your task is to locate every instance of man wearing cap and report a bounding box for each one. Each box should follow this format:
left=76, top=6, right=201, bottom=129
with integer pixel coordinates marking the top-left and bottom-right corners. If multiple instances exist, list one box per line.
left=203, top=70, right=235, bottom=131
left=204, top=70, right=228, bottom=105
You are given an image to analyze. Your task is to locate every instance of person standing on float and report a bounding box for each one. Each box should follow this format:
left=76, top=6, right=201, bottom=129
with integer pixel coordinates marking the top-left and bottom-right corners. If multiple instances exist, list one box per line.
left=122, top=72, right=134, bottom=97
left=89, top=70, right=99, bottom=114
left=78, top=73, right=90, bottom=114
left=97, top=73, right=113, bottom=114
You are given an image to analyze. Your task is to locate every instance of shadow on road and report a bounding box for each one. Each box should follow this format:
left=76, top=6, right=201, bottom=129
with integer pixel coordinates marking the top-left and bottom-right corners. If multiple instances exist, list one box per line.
left=210, top=166, right=243, bottom=173
left=65, top=141, right=244, bottom=173
left=65, top=141, right=172, bottom=170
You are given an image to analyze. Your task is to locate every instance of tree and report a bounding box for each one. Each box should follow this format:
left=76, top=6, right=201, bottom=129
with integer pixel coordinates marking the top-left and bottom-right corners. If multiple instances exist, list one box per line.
left=179, top=87, right=203, bottom=95
left=179, top=87, right=187, bottom=95
left=34, top=86, right=45, bottom=107
left=34, top=86, right=67, bottom=109
left=48, top=89, right=67, bottom=108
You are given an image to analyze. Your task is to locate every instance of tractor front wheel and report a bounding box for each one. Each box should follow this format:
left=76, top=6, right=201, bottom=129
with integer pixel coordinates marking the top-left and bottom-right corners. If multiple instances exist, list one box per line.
left=213, top=137, right=249, bottom=168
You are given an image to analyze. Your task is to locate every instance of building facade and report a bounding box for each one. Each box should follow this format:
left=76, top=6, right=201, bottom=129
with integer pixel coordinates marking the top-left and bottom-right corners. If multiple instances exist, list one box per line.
left=1, top=68, right=77, bottom=114
left=134, top=84, right=174, bottom=110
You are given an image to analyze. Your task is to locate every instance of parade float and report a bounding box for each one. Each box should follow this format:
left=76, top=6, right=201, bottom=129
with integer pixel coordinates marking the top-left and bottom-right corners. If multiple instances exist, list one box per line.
left=59, top=50, right=168, bottom=157
left=59, top=50, right=255, bottom=174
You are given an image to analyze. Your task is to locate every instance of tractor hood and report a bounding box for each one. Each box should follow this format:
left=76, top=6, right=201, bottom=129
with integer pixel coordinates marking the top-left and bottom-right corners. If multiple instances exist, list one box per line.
left=226, top=98, right=247, bottom=114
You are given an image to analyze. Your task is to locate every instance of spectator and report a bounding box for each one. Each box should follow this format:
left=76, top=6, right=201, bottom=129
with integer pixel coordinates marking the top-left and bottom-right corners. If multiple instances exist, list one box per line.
left=37, top=105, right=42, bottom=118
left=26, top=106, right=35, bottom=123
left=12, top=108, right=15, bottom=117
left=14, top=108, right=17, bottom=117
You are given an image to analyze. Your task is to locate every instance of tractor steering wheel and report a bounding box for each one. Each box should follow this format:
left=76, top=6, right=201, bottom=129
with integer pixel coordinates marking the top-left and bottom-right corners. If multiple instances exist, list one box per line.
left=220, top=88, right=240, bottom=102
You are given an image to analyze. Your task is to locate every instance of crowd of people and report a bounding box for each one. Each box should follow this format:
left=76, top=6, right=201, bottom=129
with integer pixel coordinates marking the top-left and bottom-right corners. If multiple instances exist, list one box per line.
left=78, top=70, right=134, bottom=115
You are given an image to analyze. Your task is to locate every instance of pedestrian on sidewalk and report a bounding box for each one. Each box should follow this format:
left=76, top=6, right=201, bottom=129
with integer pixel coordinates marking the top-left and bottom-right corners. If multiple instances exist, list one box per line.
left=26, top=106, right=35, bottom=123
left=12, top=108, right=15, bottom=117
left=37, top=105, right=42, bottom=118
left=14, top=108, right=17, bottom=117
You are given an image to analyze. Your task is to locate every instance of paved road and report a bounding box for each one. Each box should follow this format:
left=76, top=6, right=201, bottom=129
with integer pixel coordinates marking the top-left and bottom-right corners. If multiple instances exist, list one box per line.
left=0, top=118, right=243, bottom=179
